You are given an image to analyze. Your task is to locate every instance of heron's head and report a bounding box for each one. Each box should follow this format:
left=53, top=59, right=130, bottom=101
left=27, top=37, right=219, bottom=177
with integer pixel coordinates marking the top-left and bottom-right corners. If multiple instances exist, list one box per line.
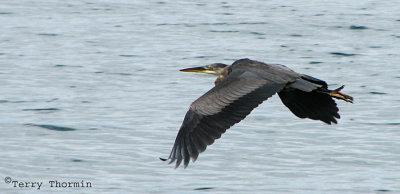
left=180, top=63, right=228, bottom=76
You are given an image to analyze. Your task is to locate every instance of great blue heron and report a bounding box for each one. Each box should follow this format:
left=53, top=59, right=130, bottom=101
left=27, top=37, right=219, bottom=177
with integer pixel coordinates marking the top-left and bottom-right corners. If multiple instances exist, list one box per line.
left=167, top=58, right=353, bottom=168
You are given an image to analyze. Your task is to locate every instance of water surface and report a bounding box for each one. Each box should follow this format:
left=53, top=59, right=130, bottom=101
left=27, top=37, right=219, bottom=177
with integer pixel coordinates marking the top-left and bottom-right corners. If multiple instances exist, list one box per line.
left=1, top=0, right=399, bottom=193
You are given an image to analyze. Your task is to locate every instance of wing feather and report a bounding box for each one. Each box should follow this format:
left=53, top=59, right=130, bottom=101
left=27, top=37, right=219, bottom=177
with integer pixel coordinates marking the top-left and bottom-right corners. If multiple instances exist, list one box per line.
left=278, top=88, right=340, bottom=124
left=169, top=69, right=286, bottom=168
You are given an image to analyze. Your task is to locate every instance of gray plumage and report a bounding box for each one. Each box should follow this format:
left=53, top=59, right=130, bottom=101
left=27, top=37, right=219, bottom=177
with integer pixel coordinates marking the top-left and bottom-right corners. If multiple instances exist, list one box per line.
left=168, top=58, right=353, bottom=168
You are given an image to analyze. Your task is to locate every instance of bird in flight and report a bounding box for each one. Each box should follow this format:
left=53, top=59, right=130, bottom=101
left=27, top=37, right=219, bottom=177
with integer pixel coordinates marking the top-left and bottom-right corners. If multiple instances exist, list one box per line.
left=166, top=58, right=353, bottom=168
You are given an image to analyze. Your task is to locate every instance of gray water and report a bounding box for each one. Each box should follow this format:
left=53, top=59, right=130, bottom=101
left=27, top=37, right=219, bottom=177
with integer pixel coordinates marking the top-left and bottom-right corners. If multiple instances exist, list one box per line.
left=1, top=0, right=400, bottom=193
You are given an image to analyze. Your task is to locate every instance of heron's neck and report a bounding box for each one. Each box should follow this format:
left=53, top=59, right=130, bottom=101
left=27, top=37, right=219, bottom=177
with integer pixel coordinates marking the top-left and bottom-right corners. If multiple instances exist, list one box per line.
left=214, top=66, right=231, bottom=85
left=214, top=75, right=225, bottom=85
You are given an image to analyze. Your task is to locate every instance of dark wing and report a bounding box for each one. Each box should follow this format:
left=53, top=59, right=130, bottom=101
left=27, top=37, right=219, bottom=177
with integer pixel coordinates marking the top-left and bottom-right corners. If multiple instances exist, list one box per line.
left=169, top=69, right=286, bottom=168
left=278, top=75, right=340, bottom=124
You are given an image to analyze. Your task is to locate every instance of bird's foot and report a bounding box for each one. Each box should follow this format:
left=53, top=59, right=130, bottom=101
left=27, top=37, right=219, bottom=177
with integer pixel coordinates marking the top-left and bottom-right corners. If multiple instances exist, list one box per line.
left=330, top=85, right=353, bottom=103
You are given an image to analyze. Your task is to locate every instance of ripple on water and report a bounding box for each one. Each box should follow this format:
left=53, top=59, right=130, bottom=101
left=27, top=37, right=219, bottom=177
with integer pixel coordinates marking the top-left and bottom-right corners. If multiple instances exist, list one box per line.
left=22, top=108, right=60, bottom=111
left=119, top=54, right=138, bottom=57
left=349, top=25, right=368, bottom=30
left=194, top=187, right=215, bottom=190
left=37, top=33, right=58, bottom=36
left=330, top=52, right=357, bottom=56
left=309, top=61, right=323, bottom=64
left=25, top=124, right=78, bottom=131
left=369, top=92, right=387, bottom=95
left=71, top=159, right=84, bottom=162
left=209, top=30, right=239, bottom=33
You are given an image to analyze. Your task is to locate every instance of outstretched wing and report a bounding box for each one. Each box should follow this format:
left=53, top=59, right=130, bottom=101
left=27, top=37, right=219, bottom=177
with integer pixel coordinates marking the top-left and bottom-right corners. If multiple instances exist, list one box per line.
left=278, top=75, right=340, bottom=124
left=168, top=69, right=286, bottom=168
left=278, top=88, right=340, bottom=124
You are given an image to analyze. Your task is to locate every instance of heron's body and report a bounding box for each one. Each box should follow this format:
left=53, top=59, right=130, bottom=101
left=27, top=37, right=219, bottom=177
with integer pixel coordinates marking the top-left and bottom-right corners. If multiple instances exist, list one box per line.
left=168, top=58, right=353, bottom=168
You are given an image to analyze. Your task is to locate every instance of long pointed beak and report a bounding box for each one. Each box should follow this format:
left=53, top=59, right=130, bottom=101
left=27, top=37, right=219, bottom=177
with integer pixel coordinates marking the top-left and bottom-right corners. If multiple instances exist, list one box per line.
left=179, top=66, right=208, bottom=73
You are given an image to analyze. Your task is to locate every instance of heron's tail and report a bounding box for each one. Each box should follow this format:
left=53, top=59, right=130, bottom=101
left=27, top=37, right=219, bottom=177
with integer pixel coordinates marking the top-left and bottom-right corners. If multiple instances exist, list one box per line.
left=329, top=85, right=353, bottom=103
